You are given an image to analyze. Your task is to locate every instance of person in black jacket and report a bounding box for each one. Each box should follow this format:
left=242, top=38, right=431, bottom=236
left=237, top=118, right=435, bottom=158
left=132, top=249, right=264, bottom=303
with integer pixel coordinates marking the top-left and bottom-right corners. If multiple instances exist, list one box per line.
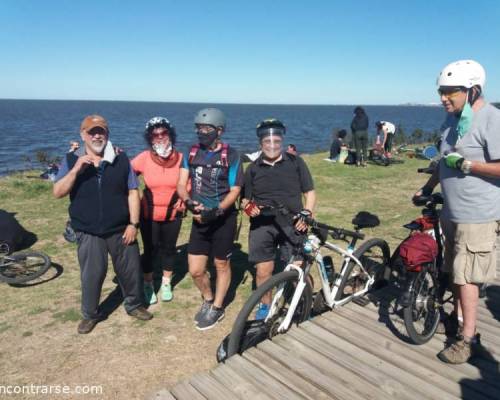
left=53, top=115, right=152, bottom=334
left=350, top=106, right=369, bottom=167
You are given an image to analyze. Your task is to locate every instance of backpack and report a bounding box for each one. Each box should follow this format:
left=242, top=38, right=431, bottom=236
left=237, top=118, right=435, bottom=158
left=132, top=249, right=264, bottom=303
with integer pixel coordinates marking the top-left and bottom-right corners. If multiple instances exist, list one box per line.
left=0, top=209, right=37, bottom=254
left=188, top=143, right=229, bottom=167
left=399, top=232, right=438, bottom=272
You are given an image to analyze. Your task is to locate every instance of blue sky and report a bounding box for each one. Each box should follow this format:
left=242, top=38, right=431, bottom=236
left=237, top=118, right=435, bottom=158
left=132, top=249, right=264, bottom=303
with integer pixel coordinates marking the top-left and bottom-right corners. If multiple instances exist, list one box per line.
left=1, top=0, right=499, bottom=105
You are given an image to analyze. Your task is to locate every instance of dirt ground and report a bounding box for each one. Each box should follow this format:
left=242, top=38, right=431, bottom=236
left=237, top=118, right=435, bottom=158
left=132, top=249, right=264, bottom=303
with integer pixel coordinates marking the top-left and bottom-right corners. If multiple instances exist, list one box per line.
left=0, top=155, right=427, bottom=399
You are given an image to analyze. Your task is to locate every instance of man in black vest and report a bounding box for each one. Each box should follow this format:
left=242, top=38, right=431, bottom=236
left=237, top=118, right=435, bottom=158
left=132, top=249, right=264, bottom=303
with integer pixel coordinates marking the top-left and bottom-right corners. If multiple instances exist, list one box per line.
left=242, top=118, right=316, bottom=319
left=54, top=115, right=152, bottom=334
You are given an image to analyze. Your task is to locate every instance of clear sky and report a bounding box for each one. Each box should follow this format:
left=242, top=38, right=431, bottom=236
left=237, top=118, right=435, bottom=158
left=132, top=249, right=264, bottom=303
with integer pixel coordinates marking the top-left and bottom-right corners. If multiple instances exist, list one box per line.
left=1, top=0, right=499, bottom=105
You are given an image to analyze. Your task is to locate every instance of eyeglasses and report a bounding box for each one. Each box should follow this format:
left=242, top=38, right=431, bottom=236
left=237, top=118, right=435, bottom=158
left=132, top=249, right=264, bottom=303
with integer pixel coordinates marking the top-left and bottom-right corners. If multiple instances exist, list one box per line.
left=196, top=125, right=216, bottom=134
left=151, top=132, right=169, bottom=139
left=437, top=87, right=465, bottom=99
left=86, top=128, right=108, bottom=137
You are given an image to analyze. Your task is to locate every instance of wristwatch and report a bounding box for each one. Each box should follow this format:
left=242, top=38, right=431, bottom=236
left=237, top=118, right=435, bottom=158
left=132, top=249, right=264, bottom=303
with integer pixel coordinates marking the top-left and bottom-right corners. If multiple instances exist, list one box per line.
left=461, top=160, right=473, bottom=174
left=129, top=222, right=140, bottom=229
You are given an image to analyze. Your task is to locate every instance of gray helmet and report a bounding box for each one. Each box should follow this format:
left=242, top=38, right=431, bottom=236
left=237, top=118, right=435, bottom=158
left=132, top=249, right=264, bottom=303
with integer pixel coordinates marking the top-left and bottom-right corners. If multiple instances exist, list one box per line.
left=194, top=108, right=226, bottom=129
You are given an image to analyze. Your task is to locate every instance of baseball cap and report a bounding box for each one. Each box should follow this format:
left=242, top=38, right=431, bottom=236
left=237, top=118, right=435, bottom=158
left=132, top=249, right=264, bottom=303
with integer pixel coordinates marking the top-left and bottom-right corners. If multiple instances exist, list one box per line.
left=80, top=115, right=109, bottom=133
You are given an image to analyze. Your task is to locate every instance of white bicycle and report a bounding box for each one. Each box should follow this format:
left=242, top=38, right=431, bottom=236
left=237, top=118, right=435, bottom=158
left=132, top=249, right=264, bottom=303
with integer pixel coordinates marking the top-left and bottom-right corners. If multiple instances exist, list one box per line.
left=226, top=212, right=390, bottom=358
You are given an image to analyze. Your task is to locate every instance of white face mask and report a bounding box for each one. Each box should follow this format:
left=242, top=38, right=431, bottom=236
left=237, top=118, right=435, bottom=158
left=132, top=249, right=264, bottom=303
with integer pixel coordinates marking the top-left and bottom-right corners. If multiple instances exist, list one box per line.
left=152, top=143, right=172, bottom=158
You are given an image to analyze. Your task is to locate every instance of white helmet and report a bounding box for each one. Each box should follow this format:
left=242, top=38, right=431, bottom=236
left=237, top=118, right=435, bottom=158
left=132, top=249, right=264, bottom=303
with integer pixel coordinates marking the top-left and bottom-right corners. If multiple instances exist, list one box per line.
left=437, top=59, right=485, bottom=89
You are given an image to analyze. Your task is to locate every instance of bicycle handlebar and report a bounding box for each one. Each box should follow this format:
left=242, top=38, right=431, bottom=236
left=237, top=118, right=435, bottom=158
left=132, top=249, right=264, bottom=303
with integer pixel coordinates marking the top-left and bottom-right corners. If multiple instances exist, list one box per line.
left=305, top=217, right=365, bottom=240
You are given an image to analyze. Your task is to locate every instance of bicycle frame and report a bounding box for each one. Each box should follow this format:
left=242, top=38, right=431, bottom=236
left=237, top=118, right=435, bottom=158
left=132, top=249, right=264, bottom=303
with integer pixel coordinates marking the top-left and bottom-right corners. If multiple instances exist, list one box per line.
left=269, top=232, right=371, bottom=333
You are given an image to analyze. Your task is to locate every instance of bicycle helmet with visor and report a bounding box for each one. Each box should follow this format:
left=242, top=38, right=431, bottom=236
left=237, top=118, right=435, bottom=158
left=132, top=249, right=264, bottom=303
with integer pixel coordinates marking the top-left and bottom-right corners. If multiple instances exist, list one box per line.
left=256, top=118, right=286, bottom=140
left=144, top=117, right=176, bottom=145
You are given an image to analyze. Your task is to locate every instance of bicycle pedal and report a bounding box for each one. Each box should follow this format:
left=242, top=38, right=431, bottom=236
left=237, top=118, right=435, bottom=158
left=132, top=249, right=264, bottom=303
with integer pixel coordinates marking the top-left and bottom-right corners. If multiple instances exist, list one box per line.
left=352, top=296, right=370, bottom=307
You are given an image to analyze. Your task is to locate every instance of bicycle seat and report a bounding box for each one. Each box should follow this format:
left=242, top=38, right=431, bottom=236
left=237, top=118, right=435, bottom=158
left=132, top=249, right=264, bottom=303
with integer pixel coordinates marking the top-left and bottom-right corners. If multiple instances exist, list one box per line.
left=352, top=211, right=380, bottom=229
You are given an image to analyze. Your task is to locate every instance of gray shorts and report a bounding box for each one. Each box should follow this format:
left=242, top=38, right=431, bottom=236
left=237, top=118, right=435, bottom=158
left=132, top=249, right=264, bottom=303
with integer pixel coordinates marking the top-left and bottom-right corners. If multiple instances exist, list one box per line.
left=248, top=218, right=304, bottom=264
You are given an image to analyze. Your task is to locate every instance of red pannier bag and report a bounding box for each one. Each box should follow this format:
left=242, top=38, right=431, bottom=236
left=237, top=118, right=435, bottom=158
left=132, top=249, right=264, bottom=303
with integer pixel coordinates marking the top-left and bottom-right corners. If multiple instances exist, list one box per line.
left=399, top=232, right=438, bottom=272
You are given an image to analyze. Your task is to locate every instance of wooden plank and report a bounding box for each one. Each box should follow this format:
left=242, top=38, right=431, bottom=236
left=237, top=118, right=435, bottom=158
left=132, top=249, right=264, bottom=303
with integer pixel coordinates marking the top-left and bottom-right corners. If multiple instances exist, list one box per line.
left=332, top=305, right=500, bottom=390
left=226, top=354, right=306, bottom=400
left=149, top=389, right=176, bottom=400
left=210, top=362, right=274, bottom=400
left=170, top=380, right=206, bottom=400
left=189, top=372, right=239, bottom=400
left=243, top=347, right=333, bottom=400
left=310, top=313, right=499, bottom=400
left=257, top=339, right=366, bottom=400
left=277, top=332, right=424, bottom=400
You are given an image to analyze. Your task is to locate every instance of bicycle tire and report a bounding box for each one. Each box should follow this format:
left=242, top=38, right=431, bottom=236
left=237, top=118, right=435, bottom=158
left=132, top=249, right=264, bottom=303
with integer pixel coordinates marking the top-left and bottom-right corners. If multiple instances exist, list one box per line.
left=227, top=269, right=313, bottom=358
left=0, top=251, right=51, bottom=284
left=403, top=268, right=440, bottom=344
left=335, top=238, right=391, bottom=301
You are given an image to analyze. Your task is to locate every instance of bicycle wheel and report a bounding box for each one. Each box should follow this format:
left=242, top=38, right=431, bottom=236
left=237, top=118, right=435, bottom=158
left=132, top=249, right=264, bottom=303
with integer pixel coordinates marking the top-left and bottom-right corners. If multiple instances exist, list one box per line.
left=403, top=268, right=440, bottom=344
left=336, top=238, right=391, bottom=301
left=227, top=269, right=313, bottom=358
left=0, top=251, right=51, bottom=284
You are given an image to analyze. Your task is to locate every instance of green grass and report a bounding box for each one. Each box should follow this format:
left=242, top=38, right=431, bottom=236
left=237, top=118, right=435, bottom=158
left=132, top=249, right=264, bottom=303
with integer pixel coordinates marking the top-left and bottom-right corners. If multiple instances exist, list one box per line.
left=0, top=152, right=434, bottom=396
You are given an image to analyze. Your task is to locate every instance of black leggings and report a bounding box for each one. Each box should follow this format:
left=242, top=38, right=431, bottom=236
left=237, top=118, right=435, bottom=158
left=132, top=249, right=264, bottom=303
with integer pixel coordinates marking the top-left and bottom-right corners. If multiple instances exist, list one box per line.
left=140, top=217, right=182, bottom=274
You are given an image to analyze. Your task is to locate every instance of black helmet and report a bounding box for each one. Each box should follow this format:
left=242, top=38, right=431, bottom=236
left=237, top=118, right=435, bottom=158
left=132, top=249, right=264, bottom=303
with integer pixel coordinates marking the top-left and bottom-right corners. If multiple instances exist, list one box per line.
left=256, top=118, right=286, bottom=139
left=375, top=121, right=384, bottom=129
left=144, top=117, right=176, bottom=145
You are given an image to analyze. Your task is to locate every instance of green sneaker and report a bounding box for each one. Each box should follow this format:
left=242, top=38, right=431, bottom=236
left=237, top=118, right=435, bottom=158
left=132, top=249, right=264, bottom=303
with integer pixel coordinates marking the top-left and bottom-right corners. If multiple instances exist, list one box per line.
left=144, top=283, right=157, bottom=305
left=161, top=283, right=173, bottom=302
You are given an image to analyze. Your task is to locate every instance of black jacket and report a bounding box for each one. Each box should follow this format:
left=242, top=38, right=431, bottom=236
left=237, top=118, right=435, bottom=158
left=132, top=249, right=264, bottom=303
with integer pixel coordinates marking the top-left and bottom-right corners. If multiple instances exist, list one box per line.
left=351, top=112, right=369, bottom=132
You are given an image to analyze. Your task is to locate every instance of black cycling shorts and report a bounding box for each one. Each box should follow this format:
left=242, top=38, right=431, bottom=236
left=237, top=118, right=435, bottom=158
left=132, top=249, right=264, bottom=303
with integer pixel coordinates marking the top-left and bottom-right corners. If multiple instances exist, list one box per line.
left=187, top=210, right=237, bottom=260
left=248, top=217, right=304, bottom=264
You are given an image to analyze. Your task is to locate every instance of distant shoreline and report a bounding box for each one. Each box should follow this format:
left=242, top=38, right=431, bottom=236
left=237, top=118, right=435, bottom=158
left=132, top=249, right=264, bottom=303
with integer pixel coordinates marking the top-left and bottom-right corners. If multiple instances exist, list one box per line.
left=0, top=98, right=444, bottom=108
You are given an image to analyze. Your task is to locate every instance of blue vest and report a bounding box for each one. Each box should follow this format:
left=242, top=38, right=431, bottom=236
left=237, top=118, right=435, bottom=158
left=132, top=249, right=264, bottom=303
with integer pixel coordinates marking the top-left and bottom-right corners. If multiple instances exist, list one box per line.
left=67, top=152, right=130, bottom=236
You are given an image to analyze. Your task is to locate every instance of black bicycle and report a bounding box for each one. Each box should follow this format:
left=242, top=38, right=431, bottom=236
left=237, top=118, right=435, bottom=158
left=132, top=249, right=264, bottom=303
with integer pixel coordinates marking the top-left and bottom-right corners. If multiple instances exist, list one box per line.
left=0, top=242, right=51, bottom=284
left=391, top=167, right=452, bottom=344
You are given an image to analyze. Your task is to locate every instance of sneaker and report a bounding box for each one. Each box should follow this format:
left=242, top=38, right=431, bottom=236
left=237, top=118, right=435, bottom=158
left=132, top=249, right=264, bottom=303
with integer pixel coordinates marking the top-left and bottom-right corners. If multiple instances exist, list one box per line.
left=194, top=299, right=213, bottom=325
left=77, top=319, right=99, bottom=334
left=437, top=334, right=479, bottom=364
left=128, top=306, right=153, bottom=321
left=161, top=283, right=173, bottom=302
left=196, top=306, right=225, bottom=331
left=144, top=283, right=157, bottom=305
left=255, top=303, right=270, bottom=320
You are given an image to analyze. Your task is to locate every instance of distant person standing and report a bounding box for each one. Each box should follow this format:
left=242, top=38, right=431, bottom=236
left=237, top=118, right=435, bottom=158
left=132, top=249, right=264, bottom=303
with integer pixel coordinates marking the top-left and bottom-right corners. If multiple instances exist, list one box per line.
left=53, top=115, right=152, bottom=334
left=376, top=121, right=396, bottom=157
left=351, top=106, right=369, bottom=167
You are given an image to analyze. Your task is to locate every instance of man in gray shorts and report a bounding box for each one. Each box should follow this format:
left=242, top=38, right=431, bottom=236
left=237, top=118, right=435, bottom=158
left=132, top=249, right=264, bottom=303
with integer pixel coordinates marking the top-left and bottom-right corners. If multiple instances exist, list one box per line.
left=414, top=60, right=500, bottom=363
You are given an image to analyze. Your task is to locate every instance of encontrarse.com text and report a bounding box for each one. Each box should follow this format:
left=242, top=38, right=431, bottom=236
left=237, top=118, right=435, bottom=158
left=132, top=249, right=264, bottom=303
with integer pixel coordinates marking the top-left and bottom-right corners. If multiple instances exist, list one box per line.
left=0, top=384, right=103, bottom=396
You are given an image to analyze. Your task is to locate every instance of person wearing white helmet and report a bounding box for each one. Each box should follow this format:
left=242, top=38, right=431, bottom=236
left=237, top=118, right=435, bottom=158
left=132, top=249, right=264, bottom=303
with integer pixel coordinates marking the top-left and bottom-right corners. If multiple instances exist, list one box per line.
left=414, top=60, right=500, bottom=363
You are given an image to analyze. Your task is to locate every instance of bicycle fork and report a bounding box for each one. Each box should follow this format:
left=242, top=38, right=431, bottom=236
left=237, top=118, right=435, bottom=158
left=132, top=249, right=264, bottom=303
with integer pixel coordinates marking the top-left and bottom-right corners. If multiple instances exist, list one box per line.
left=269, top=264, right=307, bottom=334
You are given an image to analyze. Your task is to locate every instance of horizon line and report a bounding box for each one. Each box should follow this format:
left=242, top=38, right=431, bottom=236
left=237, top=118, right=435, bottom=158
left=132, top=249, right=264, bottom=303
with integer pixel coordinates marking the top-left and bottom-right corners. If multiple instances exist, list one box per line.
left=0, top=97, right=442, bottom=107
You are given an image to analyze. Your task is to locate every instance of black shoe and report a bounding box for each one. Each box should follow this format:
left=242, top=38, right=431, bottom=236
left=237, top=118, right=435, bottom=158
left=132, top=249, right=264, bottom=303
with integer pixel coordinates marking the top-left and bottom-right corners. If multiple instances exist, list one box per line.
left=77, top=319, right=99, bottom=334
left=194, top=299, right=213, bottom=325
left=196, top=306, right=224, bottom=331
left=128, top=307, right=153, bottom=321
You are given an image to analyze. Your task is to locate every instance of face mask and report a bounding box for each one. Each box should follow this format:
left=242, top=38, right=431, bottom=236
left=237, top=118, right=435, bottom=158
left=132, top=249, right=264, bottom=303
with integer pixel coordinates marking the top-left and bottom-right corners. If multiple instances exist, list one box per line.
left=198, top=131, right=218, bottom=148
left=457, top=100, right=473, bottom=139
left=152, top=143, right=172, bottom=158
left=261, top=134, right=283, bottom=159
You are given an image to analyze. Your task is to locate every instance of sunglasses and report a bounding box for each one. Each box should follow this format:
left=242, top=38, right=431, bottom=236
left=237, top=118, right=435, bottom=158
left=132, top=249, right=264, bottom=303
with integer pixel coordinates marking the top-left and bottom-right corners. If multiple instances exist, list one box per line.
left=437, top=87, right=465, bottom=98
left=151, top=132, right=169, bottom=139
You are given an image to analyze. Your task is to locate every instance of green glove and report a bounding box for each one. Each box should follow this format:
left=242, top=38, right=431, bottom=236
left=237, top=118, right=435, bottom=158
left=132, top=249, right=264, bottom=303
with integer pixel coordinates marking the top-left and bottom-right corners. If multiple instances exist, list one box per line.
left=444, top=152, right=464, bottom=170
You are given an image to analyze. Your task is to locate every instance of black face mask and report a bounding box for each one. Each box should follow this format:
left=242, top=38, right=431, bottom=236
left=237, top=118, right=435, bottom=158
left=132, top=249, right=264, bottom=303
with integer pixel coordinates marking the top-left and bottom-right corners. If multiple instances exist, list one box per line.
left=198, top=131, right=218, bottom=148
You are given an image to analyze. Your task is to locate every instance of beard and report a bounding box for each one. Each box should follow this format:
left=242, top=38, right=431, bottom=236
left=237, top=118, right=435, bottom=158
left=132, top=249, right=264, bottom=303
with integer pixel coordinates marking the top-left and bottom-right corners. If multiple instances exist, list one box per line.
left=89, top=140, right=106, bottom=154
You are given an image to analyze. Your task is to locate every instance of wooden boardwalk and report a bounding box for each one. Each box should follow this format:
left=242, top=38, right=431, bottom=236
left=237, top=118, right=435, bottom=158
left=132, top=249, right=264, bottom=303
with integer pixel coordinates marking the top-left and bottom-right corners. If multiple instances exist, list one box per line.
left=156, top=281, right=500, bottom=400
